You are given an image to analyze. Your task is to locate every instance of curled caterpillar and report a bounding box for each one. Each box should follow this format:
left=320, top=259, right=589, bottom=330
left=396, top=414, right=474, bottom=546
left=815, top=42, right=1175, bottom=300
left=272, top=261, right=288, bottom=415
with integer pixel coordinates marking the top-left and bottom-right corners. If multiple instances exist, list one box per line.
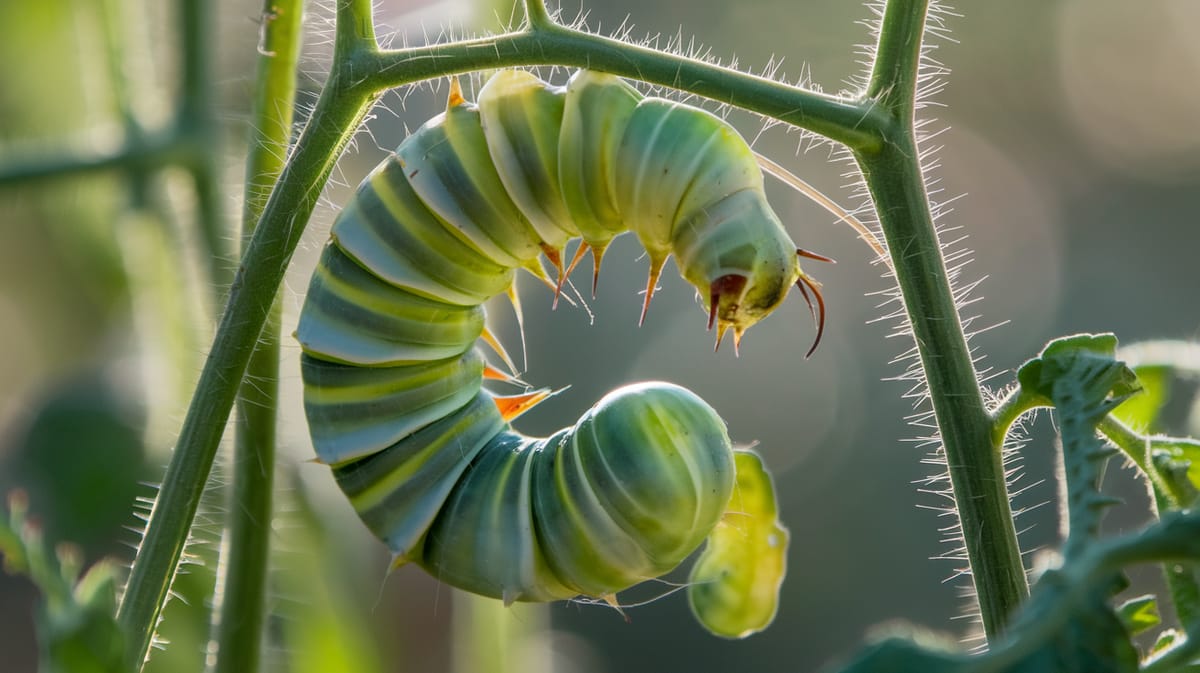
left=298, top=69, right=819, bottom=637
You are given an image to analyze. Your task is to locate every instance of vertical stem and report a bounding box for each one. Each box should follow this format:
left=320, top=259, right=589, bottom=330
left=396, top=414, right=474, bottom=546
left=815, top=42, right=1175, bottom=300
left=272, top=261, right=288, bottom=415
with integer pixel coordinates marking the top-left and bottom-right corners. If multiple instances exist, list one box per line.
left=209, top=2, right=304, bottom=672
left=116, top=67, right=375, bottom=673
left=858, top=140, right=1028, bottom=639
left=179, top=0, right=231, bottom=292
left=860, top=0, right=1028, bottom=639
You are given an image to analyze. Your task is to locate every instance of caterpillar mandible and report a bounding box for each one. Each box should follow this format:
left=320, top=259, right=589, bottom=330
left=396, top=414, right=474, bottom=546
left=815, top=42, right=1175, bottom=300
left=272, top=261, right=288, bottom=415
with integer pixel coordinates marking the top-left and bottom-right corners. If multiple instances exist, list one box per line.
left=298, top=69, right=822, bottom=637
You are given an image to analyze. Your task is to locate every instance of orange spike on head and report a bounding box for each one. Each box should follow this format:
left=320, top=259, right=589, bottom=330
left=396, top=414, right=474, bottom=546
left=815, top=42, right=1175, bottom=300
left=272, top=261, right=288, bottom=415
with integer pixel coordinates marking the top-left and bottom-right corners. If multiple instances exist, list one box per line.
left=797, top=248, right=837, bottom=264
left=714, top=323, right=730, bottom=353
left=732, top=327, right=746, bottom=356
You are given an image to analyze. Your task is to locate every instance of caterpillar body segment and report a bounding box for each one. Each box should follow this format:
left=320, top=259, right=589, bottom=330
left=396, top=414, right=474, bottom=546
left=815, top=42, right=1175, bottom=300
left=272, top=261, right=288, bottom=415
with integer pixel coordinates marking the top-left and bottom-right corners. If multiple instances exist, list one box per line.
left=298, top=69, right=813, bottom=636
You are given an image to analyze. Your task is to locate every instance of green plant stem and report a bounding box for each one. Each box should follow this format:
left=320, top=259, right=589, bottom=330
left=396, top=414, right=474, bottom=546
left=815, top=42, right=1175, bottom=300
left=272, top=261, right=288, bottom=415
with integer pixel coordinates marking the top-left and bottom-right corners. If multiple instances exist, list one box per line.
left=857, top=0, right=1027, bottom=641
left=207, top=2, right=303, bottom=672
left=522, top=0, right=551, bottom=29
left=178, top=0, right=231, bottom=293
left=365, top=24, right=885, bottom=152
left=1096, top=417, right=1155, bottom=486
left=990, top=388, right=1046, bottom=449
left=0, top=133, right=195, bottom=187
left=115, top=8, right=378, bottom=669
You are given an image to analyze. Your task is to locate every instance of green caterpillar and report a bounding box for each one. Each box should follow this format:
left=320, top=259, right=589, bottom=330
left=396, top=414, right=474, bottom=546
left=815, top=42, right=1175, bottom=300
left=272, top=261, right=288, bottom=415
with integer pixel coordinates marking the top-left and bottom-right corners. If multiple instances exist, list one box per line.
left=297, top=69, right=819, bottom=637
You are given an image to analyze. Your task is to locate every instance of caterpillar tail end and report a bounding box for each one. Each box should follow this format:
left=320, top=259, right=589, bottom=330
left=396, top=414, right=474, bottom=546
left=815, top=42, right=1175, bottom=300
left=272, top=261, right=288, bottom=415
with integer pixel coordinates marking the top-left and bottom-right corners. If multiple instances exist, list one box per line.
left=688, top=450, right=787, bottom=639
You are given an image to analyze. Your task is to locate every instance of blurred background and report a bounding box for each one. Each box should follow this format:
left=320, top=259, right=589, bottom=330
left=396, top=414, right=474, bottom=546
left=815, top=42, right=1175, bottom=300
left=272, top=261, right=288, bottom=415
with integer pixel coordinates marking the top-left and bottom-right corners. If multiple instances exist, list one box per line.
left=1, top=0, right=1199, bottom=671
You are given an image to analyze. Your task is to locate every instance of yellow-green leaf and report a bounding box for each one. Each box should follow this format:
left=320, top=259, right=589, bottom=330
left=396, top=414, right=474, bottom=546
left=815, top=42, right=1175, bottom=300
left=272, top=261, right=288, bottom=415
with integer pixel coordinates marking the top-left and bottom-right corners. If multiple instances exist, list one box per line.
left=687, top=450, right=787, bottom=638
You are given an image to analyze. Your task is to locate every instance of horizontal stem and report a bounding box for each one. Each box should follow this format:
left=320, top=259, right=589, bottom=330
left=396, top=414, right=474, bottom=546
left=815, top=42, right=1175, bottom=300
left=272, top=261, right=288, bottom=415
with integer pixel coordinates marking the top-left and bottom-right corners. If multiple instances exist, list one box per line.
left=0, top=132, right=196, bottom=187
left=366, top=27, right=885, bottom=152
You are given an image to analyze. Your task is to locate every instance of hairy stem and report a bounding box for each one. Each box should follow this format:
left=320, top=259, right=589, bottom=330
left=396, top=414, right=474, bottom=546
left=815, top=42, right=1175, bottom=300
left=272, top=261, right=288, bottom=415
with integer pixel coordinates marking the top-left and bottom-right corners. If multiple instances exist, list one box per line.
left=208, top=1, right=303, bottom=672
left=858, top=0, right=1027, bottom=640
left=115, top=12, right=377, bottom=670
left=366, top=27, right=885, bottom=152
left=990, top=387, right=1046, bottom=450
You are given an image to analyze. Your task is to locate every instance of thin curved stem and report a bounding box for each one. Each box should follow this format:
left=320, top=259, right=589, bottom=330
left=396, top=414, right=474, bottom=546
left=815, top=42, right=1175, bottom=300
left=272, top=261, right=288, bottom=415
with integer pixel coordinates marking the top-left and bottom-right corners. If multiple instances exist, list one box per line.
left=208, top=1, right=303, bottom=672
left=522, top=0, right=553, bottom=29
left=990, top=387, right=1047, bottom=451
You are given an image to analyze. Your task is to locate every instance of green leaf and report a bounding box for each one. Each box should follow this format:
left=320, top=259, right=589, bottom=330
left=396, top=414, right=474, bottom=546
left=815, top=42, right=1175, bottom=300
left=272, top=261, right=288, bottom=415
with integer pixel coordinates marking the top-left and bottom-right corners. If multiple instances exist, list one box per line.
left=1016, top=333, right=1140, bottom=407
left=688, top=450, right=787, bottom=639
left=1113, top=366, right=1170, bottom=430
left=1117, top=594, right=1160, bottom=636
left=1003, top=572, right=1139, bottom=673
left=1, top=496, right=126, bottom=673
left=832, top=636, right=969, bottom=673
left=39, top=561, right=124, bottom=673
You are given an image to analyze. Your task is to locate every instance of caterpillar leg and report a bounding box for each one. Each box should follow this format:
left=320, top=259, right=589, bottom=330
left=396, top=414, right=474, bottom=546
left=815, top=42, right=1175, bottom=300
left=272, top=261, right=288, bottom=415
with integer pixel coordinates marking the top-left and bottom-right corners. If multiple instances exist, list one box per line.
left=492, top=389, right=557, bottom=422
left=480, top=326, right=520, bottom=377
left=638, top=255, right=668, bottom=326
left=554, top=240, right=598, bottom=307
left=708, top=274, right=748, bottom=353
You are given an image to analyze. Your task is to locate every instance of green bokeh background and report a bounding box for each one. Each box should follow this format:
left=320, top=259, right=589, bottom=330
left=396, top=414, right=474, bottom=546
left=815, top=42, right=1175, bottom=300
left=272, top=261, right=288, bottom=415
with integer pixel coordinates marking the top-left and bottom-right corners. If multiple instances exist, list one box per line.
left=2, top=0, right=1198, bottom=672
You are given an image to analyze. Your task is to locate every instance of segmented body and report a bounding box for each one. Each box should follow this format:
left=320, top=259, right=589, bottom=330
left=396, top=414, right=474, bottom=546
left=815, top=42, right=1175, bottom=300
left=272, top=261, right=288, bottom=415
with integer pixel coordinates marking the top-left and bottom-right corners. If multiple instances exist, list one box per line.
left=297, top=70, right=806, bottom=622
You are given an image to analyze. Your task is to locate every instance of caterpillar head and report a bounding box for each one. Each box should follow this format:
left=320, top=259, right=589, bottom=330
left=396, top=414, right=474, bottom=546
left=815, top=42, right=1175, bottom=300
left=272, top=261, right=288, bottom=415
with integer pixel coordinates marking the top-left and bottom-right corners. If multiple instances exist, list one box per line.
left=675, top=191, right=829, bottom=356
left=706, top=252, right=827, bottom=358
